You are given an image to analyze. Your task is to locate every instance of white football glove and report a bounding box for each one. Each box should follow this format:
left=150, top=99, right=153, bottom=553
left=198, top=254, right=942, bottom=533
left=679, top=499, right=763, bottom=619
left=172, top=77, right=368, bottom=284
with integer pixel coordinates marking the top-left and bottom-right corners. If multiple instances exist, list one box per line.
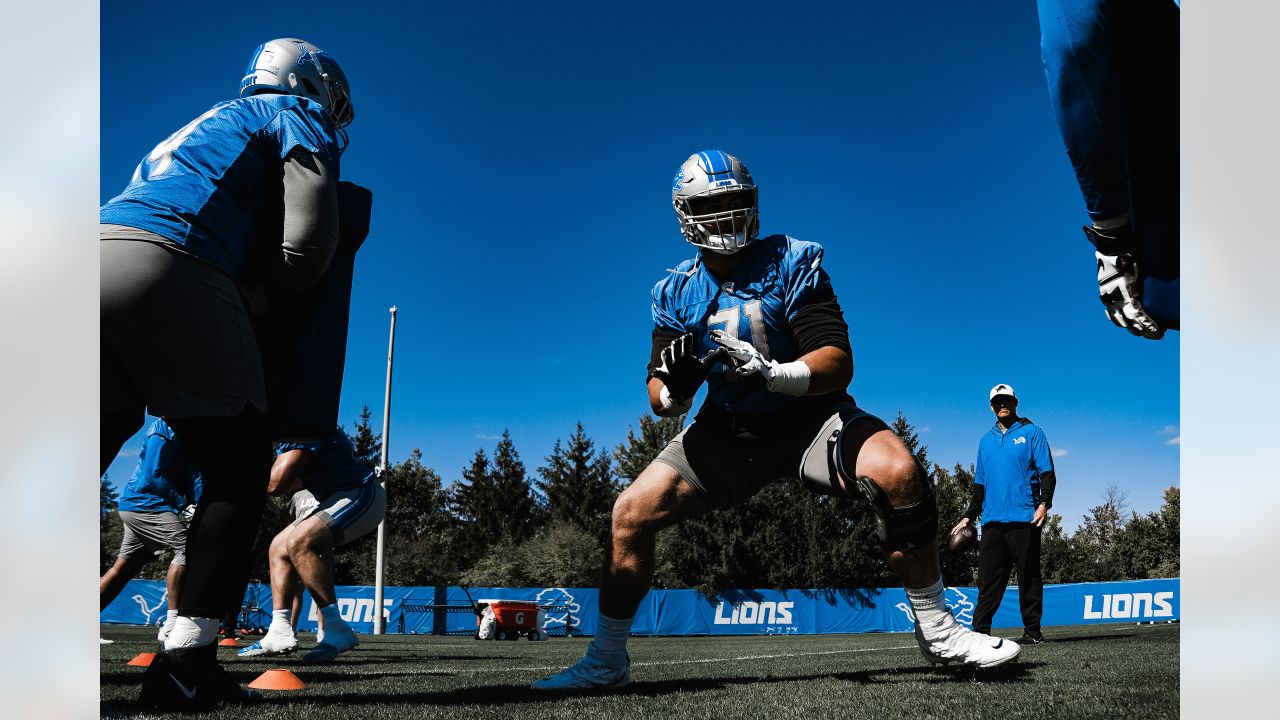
left=180, top=504, right=196, bottom=525
left=1084, top=225, right=1163, bottom=340
left=709, top=329, right=811, bottom=396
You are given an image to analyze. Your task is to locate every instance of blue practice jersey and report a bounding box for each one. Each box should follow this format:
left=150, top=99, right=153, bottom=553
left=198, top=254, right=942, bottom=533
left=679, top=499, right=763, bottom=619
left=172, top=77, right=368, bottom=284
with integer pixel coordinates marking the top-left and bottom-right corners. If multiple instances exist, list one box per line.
left=277, top=427, right=376, bottom=498
left=100, top=94, right=340, bottom=284
left=974, top=419, right=1055, bottom=524
left=117, top=419, right=202, bottom=514
left=651, top=234, right=839, bottom=414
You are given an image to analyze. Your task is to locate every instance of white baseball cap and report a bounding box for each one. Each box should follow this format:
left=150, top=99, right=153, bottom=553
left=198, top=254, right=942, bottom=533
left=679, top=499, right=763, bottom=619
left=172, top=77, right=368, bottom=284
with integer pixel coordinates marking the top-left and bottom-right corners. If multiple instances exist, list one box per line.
left=989, top=383, right=1017, bottom=401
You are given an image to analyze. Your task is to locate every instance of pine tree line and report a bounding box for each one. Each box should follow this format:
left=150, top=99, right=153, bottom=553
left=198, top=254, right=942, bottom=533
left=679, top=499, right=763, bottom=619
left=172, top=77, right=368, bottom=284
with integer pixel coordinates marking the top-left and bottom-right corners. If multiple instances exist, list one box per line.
left=100, top=409, right=1180, bottom=591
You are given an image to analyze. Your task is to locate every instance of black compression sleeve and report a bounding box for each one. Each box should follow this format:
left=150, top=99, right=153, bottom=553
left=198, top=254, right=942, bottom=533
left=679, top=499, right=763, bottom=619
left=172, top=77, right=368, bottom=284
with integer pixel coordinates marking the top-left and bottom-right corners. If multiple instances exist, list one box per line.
left=792, top=288, right=852, bottom=356
left=964, top=484, right=985, bottom=522
left=1038, top=470, right=1056, bottom=508
left=646, top=327, right=682, bottom=381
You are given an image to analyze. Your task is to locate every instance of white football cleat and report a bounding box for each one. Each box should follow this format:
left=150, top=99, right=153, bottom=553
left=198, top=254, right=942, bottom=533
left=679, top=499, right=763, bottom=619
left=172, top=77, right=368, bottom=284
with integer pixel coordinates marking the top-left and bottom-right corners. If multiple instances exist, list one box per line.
left=531, top=652, right=631, bottom=690
left=236, top=630, right=298, bottom=658
left=915, top=622, right=1021, bottom=669
left=100, top=638, right=115, bottom=645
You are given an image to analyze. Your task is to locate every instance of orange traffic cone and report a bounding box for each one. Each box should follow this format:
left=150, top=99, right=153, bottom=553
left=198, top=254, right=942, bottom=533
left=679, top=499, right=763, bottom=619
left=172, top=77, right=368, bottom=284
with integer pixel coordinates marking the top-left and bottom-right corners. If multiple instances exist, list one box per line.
left=218, top=637, right=240, bottom=647
left=126, top=652, right=155, bottom=667
left=248, top=669, right=306, bottom=690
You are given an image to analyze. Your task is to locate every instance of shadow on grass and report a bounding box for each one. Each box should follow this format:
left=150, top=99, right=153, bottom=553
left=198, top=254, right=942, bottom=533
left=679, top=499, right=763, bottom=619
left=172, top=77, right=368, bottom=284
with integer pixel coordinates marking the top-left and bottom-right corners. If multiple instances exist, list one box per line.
left=1036, top=633, right=1136, bottom=644
left=250, top=662, right=1041, bottom=708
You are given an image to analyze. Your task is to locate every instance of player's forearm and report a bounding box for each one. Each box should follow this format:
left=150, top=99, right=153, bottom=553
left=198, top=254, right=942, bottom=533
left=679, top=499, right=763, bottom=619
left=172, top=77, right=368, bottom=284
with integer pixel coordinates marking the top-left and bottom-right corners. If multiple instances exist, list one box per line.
left=648, top=377, right=690, bottom=417
left=795, top=346, right=853, bottom=395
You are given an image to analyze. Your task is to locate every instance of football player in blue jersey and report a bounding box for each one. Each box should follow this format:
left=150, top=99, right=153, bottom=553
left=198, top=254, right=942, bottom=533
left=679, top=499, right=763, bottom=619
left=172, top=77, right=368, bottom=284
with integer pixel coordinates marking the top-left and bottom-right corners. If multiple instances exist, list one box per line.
left=534, top=150, right=1021, bottom=690
left=100, top=419, right=202, bottom=645
left=237, top=428, right=385, bottom=663
left=100, top=38, right=361, bottom=710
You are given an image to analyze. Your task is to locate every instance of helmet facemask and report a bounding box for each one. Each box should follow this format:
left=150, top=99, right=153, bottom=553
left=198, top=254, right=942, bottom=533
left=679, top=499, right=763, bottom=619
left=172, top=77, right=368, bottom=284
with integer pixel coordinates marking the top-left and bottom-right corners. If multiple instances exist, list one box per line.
left=676, top=185, right=759, bottom=255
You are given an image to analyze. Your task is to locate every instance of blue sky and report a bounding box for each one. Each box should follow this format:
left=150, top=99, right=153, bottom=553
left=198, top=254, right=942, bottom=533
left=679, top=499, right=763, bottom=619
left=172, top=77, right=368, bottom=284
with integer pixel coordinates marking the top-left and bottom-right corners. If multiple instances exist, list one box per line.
left=100, top=1, right=1178, bottom=531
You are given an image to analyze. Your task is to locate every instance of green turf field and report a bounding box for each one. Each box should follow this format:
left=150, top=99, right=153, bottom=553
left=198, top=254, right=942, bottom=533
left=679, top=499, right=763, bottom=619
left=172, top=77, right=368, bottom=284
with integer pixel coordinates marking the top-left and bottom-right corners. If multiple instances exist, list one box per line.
left=100, top=622, right=1178, bottom=719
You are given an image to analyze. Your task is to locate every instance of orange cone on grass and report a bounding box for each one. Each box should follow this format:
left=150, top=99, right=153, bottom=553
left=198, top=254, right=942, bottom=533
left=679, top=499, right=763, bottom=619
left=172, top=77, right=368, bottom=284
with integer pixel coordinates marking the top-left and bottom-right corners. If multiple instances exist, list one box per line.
left=248, top=669, right=306, bottom=690
left=126, top=652, right=155, bottom=667
left=218, top=636, right=241, bottom=647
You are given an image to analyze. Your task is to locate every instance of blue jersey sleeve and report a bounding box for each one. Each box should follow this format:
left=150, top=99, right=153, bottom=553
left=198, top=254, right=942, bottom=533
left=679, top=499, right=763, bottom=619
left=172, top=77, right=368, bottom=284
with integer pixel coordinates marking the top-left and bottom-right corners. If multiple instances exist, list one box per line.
left=262, top=98, right=340, bottom=169
left=651, top=281, right=685, bottom=333
left=277, top=440, right=324, bottom=455
left=782, top=241, right=834, bottom=323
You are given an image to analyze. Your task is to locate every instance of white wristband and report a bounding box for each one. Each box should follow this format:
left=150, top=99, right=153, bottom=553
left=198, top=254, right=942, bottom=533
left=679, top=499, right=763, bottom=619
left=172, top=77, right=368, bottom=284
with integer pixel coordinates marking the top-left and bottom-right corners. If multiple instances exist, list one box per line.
left=765, top=359, right=812, bottom=397
left=659, top=385, right=693, bottom=416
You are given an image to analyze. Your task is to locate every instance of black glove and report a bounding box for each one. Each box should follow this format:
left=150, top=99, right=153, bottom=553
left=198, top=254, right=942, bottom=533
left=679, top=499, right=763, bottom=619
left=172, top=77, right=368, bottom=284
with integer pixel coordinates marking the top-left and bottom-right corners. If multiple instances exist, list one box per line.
left=652, top=333, right=721, bottom=404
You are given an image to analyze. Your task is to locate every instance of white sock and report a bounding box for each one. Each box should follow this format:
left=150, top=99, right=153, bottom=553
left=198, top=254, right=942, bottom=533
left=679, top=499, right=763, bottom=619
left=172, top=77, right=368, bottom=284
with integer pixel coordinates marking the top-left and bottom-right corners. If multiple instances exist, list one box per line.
left=163, top=616, right=221, bottom=650
left=162, top=609, right=179, bottom=627
left=906, top=579, right=957, bottom=640
left=586, top=613, right=633, bottom=660
left=269, top=608, right=292, bottom=633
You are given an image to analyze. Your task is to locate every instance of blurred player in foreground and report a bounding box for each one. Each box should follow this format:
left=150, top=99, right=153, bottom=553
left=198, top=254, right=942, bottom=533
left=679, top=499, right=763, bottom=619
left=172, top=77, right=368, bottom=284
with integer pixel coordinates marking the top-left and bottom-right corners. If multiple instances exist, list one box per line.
left=534, top=150, right=1021, bottom=690
left=101, top=36, right=355, bottom=710
left=1036, top=0, right=1179, bottom=338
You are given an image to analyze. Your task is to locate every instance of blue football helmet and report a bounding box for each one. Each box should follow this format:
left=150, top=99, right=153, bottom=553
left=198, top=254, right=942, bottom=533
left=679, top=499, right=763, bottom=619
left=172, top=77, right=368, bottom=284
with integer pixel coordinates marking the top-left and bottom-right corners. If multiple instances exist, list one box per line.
left=672, top=150, right=759, bottom=254
left=240, top=38, right=354, bottom=147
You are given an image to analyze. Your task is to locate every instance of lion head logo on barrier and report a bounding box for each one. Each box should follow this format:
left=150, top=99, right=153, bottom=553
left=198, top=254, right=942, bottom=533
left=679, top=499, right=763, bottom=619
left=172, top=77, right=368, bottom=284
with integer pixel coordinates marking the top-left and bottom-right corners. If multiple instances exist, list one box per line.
left=895, top=587, right=975, bottom=628
left=535, top=587, right=581, bottom=631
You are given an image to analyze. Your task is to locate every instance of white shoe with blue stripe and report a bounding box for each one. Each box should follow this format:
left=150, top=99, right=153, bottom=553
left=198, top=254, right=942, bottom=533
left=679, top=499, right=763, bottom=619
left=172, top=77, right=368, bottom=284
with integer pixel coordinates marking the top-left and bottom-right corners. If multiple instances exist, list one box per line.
left=531, top=652, right=631, bottom=690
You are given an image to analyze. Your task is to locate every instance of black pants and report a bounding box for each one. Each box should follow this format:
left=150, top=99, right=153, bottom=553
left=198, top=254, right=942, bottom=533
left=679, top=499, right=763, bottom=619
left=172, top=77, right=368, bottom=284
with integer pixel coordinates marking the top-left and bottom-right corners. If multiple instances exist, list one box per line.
left=973, top=522, right=1043, bottom=636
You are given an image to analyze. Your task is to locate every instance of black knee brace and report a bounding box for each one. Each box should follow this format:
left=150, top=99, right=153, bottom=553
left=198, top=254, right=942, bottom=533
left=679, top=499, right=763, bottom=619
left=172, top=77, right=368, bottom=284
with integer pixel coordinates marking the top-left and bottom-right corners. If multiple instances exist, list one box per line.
left=836, top=449, right=938, bottom=553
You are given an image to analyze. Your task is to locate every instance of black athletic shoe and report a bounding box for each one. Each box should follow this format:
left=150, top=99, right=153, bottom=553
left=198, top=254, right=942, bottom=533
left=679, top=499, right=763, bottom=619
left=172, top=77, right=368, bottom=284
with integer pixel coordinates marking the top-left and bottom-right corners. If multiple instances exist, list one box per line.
left=1017, top=633, right=1046, bottom=645
left=138, top=643, right=260, bottom=711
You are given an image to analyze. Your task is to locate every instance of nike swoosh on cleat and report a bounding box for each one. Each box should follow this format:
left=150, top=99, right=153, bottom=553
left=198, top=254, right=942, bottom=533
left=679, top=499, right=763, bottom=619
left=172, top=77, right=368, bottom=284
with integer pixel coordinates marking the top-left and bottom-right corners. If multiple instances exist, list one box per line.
left=170, top=674, right=197, bottom=700
left=991, top=639, right=1004, bottom=649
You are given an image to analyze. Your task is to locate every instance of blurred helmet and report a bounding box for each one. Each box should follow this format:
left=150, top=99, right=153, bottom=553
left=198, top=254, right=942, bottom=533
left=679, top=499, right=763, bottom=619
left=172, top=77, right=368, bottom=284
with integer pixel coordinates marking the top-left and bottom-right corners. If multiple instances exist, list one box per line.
left=240, top=38, right=354, bottom=146
left=672, top=150, right=759, bottom=254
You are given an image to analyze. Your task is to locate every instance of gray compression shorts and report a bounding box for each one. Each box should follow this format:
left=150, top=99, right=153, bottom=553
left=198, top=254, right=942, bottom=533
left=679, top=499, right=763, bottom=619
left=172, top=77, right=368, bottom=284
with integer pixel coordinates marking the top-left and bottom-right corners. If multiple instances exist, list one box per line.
left=100, top=231, right=268, bottom=420
left=118, top=510, right=189, bottom=565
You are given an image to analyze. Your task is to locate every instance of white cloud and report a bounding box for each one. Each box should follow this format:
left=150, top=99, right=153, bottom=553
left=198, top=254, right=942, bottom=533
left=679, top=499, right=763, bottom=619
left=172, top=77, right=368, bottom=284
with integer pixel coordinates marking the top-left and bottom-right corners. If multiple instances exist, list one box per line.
left=1166, top=436, right=1181, bottom=446
left=475, top=434, right=502, bottom=441
left=1051, top=448, right=1069, bottom=457
left=919, top=427, right=932, bottom=433
left=1160, top=425, right=1179, bottom=435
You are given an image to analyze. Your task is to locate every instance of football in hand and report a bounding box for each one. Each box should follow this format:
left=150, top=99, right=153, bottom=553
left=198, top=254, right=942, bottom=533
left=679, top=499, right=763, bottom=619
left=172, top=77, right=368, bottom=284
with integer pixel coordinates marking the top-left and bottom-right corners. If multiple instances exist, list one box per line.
left=948, top=524, right=977, bottom=552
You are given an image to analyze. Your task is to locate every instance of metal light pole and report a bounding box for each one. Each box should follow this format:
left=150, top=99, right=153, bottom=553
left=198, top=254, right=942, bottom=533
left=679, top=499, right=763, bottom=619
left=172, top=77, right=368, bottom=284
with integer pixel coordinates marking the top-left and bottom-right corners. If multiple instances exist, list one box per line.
left=372, top=306, right=397, bottom=634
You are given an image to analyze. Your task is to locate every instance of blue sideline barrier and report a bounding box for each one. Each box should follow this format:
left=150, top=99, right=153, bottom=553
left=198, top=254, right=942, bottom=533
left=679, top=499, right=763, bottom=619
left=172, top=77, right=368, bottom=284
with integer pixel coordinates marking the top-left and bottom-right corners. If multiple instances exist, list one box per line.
left=102, top=578, right=1178, bottom=636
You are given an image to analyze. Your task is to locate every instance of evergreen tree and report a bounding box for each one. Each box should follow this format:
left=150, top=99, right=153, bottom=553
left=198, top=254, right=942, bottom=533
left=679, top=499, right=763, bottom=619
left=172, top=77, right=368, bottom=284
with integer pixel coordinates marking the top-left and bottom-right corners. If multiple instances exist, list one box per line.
left=538, top=423, right=618, bottom=540
left=348, top=405, right=382, bottom=470
left=491, top=430, right=540, bottom=541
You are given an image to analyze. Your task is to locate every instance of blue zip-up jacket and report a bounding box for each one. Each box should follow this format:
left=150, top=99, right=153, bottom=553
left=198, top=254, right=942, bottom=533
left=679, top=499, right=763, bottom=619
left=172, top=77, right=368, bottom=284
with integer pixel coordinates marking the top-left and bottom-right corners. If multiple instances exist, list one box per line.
left=974, top=418, right=1055, bottom=524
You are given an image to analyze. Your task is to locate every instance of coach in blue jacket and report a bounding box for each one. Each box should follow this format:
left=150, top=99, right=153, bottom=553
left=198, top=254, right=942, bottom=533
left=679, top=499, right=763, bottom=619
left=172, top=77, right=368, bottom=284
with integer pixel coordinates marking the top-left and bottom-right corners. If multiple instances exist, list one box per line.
left=953, top=384, right=1056, bottom=644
